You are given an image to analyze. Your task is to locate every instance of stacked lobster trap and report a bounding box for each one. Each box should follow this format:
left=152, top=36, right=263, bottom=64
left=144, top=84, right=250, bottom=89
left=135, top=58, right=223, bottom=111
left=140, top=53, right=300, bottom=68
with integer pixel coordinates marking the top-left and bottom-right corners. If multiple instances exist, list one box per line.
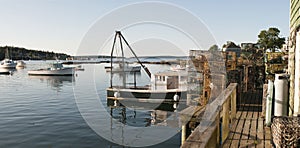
left=271, top=116, right=300, bottom=147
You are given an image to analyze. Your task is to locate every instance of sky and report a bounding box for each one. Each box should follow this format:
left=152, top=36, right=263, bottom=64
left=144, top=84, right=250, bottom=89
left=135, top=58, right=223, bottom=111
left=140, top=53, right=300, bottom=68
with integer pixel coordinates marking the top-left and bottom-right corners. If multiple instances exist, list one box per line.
left=0, top=0, right=289, bottom=56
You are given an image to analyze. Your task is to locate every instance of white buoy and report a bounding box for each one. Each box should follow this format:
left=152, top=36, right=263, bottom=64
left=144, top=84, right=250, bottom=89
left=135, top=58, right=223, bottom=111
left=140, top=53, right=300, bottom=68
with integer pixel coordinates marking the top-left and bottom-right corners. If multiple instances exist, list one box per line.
left=265, top=80, right=273, bottom=126
left=274, top=74, right=289, bottom=116
left=114, top=92, right=120, bottom=98
left=173, top=94, right=180, bottom=102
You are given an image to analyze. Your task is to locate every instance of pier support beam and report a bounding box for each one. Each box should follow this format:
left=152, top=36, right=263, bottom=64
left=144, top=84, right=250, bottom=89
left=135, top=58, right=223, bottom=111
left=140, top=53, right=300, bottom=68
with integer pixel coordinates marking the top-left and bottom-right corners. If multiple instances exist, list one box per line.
left=181, top=124, right=186, bottom=145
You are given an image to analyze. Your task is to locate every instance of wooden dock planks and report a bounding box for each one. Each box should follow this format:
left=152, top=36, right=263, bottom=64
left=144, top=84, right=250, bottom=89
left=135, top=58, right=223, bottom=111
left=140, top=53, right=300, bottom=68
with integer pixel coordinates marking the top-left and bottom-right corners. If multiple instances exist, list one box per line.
left=230, top=111, right=247, bottom=147
left=223, top=112, right=272, bottom=148
left=248, top=111, right=258, bottom=148
left=256, top=119, right=264, bottom=147
left=264, top=126, right=271, bottom=147
left=222, top=111, right=242, bottom=147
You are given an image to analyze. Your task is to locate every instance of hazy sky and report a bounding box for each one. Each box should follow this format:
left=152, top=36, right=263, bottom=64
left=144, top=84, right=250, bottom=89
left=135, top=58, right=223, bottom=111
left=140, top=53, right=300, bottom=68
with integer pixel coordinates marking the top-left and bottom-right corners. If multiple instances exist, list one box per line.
left=0, top=0, right=289, bottom=56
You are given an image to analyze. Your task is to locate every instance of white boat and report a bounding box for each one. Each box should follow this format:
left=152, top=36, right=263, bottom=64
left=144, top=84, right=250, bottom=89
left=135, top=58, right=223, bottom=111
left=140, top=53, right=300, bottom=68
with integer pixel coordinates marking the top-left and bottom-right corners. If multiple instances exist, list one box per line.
left=16, top=60, right=26, bottom=68
left=0, top=48, right=16, bottom=69
left=0, top=59, right=17, bottom=69
left=107, top=31, right=187, bottom=102
left=107, top=70, right=187, bottom=101
left=28, top=63, right=74, bottom=76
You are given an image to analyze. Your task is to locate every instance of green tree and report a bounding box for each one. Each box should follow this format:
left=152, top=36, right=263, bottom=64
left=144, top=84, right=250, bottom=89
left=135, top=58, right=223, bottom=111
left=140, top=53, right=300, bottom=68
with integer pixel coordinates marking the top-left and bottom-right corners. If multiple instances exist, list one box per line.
left=257, top=27, right=285, bottom=52
left=208, top=44, right=219, bottom=51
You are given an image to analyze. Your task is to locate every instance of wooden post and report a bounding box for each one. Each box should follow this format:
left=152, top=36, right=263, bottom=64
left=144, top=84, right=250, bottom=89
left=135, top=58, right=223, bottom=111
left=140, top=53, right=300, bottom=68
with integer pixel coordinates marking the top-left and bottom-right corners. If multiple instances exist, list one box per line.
left=262, top=84, right=268, bottom=118
left=181, top=124, right=186, bottom=145
left=231, top=87, right=237, bottom=121
left=222, top=98, right=230, bottom=142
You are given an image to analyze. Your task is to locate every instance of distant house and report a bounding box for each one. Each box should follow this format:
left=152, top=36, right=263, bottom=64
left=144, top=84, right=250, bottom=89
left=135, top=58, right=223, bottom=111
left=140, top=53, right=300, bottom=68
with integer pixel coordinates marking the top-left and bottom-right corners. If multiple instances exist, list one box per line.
left=222, top=41, right=241, bottom=57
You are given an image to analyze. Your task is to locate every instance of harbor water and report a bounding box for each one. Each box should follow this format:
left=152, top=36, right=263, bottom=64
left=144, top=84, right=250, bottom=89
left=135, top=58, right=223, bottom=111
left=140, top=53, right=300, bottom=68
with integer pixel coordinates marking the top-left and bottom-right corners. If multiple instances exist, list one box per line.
left=0, top=61, right=186, bottom=147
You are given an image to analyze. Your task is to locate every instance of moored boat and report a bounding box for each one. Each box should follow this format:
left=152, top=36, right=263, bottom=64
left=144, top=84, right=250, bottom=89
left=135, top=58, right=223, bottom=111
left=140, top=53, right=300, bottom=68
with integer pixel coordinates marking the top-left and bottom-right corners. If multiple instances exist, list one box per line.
left=28, top=62, right=74, bottom=76
left=107, top=70, right=187, bottom=101
left=0, top=48, right=16, bottom=69
left=106, top=31, right=187, bottom=102
left=0, top=59, right=17, bottom=69
left=16, top=60, right=26, bottom=68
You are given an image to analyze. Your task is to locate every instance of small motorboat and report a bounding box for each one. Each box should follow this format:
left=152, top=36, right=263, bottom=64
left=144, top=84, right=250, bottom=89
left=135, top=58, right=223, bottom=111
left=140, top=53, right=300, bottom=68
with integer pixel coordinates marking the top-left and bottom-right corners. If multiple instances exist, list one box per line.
left=0, top=59, right=17, bottom=69
left=28, top=62, right=74, bottom=76
left=16, top=60, right=26, bottom=68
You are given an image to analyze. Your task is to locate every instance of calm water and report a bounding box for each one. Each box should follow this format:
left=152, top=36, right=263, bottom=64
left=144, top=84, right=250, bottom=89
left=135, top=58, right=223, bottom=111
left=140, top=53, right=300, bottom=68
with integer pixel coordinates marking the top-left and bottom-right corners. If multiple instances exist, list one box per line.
left=0, top=61, right=186, bottom=147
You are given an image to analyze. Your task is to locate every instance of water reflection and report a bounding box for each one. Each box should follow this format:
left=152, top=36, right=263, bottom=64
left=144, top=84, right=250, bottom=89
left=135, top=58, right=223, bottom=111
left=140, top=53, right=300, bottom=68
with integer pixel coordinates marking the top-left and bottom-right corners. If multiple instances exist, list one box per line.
left=28, top=76, right=74, bottom=91
left=107, top=100, right=183, bottom=128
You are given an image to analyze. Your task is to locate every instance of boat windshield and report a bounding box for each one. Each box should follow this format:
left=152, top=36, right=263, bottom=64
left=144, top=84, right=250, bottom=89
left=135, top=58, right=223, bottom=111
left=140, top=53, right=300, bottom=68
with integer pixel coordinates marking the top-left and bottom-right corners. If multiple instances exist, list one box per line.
left=51, top=63, right=63, bottom=69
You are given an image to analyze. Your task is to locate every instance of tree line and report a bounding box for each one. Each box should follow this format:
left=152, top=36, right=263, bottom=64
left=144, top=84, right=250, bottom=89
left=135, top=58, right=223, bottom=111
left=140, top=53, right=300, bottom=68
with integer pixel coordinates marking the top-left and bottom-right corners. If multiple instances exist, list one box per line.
left=0, top=46, right=70, bottom=60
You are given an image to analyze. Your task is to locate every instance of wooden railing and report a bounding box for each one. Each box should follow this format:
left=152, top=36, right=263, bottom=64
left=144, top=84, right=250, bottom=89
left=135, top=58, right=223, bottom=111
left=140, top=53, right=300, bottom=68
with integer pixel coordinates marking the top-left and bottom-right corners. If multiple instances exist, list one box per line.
left=180, top=83, right=237, bottom=148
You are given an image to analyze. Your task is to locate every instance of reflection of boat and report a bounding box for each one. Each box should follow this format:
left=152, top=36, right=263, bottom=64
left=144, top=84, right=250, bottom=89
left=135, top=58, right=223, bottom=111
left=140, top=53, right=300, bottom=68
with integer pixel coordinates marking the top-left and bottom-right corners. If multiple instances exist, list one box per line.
left=107, top=31, right=187, bottom=102
left=28, top=75, right=74, bottom=89
left=28, top=62, right=74, bottom=76
left=16, top=60, right=26, bottom=68
left=105, top=63, right=141, bottom=73
left=107, top=99, right=181, bottom=127
left=107, top=99, right=180, bottom=112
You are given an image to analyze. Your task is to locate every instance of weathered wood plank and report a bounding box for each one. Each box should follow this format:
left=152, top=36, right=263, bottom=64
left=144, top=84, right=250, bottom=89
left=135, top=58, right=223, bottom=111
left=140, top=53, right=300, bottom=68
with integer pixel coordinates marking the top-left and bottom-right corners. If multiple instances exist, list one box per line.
left=179, top=106, right=205, bottom=123
left=181, top=114, right=219, bottom=148
left=257, top=119, right=264, bottom=147
left=222, top=99, right=230, bottom=141
left=248, top=118, right=257, bottom=147
left=180, top=83, right=238, bottom=147
left=247, top=110, right=253, bottom=119
left=231, top=88, right=237, bottom=121
left=222, top=111, right=242, bottom=147
left=239, top=118, right=251, bottom=147
left=264, top=126, right=271, bottom=148
left=230, top=118, right=245, bottom=147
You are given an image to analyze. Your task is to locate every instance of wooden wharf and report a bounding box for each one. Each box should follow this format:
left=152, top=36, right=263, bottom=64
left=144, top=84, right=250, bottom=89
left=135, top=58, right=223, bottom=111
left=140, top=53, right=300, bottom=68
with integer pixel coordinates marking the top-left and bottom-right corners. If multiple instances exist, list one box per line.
left=180, top=83, right=271, bottom=148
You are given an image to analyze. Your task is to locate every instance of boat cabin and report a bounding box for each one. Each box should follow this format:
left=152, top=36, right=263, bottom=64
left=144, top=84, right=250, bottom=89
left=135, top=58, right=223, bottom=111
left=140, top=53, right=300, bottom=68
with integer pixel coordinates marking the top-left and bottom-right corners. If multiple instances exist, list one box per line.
left=50, top=63, right=64, bottom=70
left=151, top=71, right=187, bottom=91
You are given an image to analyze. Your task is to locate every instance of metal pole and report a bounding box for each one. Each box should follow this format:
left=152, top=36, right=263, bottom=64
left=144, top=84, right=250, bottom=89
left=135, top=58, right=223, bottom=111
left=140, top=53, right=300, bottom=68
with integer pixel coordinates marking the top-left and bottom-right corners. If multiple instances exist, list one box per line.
left=119, top=32, right=152, bottom=78
left=110, top=32, right=118, bottom=88
left=118, top=32, right=126, bottom=88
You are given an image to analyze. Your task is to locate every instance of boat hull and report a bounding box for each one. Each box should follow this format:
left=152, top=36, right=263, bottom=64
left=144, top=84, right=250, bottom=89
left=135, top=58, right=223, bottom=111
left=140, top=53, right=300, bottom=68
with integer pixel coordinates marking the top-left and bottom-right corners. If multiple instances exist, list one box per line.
left=0, top=63, right=16, bottom=69
left=28, top=68, right=74, bottom=76
left=0, top=69, right=10, bottom=75
left=107, top=87, right=187, bottom=101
